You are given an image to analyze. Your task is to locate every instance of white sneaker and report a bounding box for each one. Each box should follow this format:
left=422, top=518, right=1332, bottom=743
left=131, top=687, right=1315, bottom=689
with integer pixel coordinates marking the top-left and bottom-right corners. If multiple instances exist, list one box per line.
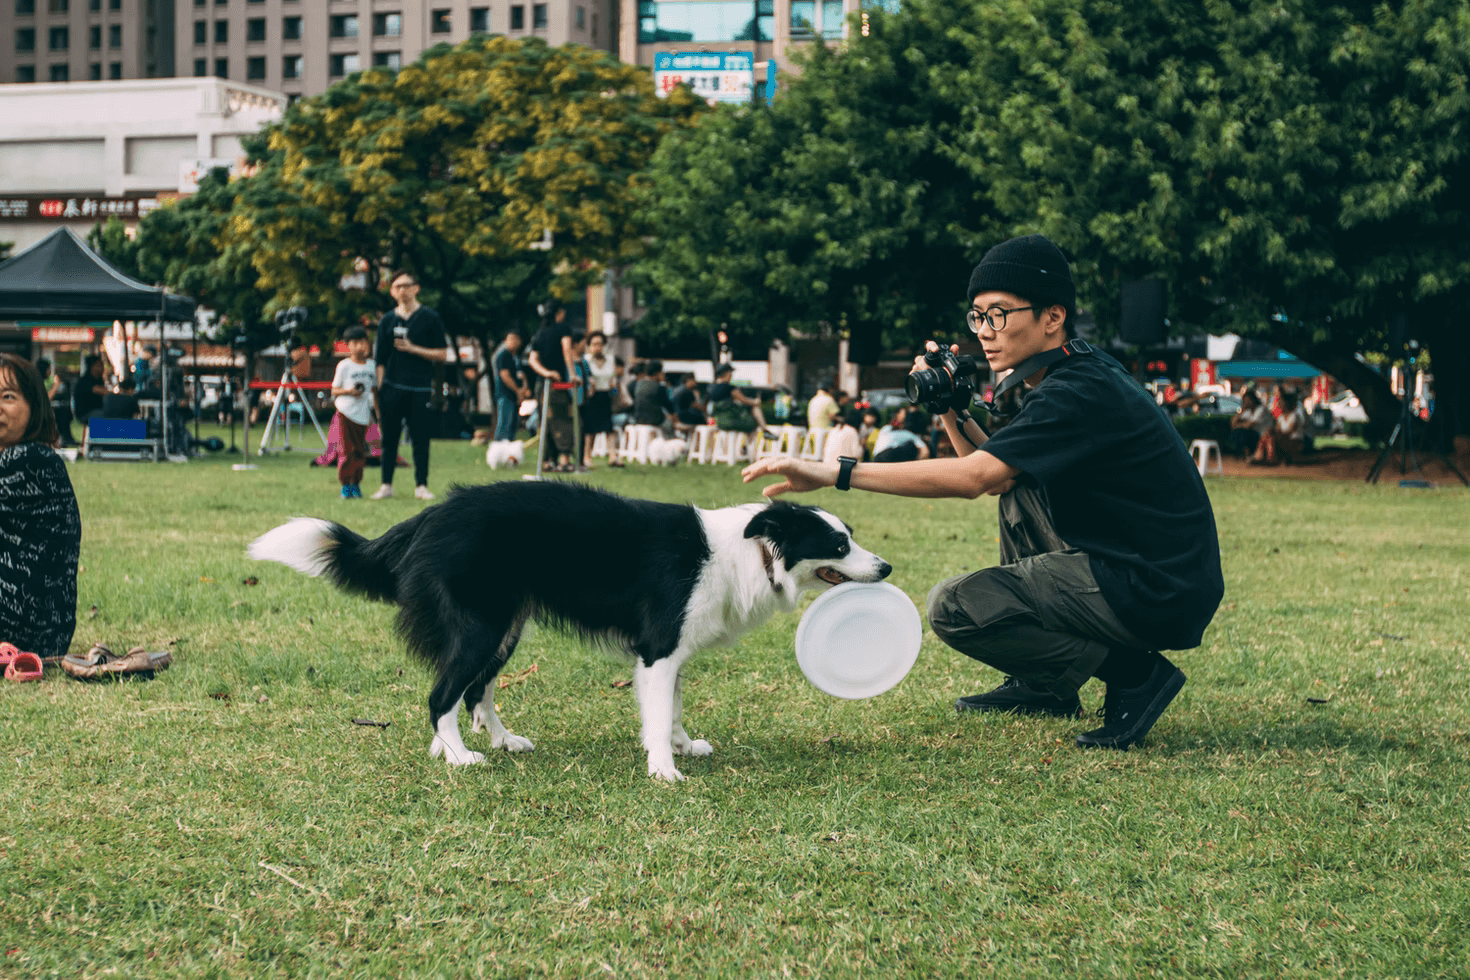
left=414, top=485, right=435, bottom=500
left=369, top=485, right=394, bottom=500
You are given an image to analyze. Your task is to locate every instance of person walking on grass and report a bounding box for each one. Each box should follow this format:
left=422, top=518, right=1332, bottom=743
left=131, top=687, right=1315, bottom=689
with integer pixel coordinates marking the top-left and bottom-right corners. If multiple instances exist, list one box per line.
left=372, top=270, right=449, bottom=501
left=330, top=326, right=377, bottom=499
left=744, top=234, right=1223, bottom=751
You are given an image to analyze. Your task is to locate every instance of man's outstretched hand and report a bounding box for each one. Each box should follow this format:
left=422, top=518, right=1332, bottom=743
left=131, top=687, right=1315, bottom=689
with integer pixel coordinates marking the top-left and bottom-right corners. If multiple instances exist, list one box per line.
left=741, top=456, right=831, bottom=497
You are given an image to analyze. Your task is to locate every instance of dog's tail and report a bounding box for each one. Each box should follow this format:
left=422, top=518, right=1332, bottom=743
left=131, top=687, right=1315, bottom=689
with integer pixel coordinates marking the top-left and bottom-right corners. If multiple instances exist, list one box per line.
left=248, top=515, right=422, bottom=603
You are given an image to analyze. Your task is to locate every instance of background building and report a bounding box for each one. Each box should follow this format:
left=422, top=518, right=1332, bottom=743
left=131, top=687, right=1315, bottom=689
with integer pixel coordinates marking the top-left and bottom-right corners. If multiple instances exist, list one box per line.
left=173, top=0, right=615, bottom=99
left=0, top=0, right=175, bottom=84
left=0, top=76, right=284, bottom=252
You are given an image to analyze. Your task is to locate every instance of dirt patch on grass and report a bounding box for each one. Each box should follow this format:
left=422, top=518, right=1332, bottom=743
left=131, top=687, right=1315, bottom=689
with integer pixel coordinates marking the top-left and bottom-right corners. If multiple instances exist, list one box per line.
left=1216, top=446, right=1469, bottom=487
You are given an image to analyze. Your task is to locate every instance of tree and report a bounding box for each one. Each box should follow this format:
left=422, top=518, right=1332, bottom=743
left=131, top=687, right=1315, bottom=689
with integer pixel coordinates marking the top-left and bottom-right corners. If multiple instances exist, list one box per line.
left=636, top=0, right=1470, bottom=457
left=232, top=35, right=704, bottom=355
left=631, top=11, right=999, bottom=356
left=89, top=169, right=277, bottom=351
left=927, top=0, right=1470, bottom=446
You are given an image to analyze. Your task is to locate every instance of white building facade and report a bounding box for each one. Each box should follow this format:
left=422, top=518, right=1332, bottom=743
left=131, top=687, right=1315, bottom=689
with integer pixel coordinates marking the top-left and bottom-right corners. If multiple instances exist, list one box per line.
left=0, top=76, right=284, bottom=253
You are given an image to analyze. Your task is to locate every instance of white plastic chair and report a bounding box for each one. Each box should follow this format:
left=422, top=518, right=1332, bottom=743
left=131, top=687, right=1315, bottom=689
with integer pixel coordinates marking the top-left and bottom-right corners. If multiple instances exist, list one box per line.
left=1189, top=439, right=1223, bottom=477
left=798, top=427, right=829, bottom=462
left=711, top=429, right=753, bottom=465
left=686, top=425, right=719, bottom=464
left=624, top=424, right=660, bottom=464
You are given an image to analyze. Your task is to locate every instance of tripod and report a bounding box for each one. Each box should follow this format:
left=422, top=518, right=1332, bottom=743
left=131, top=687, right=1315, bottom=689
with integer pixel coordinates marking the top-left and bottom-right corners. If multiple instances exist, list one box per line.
left=1366, top=352, right=1469, bottom=486
left=257, top=363, right=327, bottom=453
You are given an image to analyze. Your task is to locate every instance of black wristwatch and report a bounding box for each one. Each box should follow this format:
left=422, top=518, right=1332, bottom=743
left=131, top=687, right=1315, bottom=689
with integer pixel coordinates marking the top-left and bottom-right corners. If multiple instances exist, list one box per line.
left=835, top=456, right=858, bottom=491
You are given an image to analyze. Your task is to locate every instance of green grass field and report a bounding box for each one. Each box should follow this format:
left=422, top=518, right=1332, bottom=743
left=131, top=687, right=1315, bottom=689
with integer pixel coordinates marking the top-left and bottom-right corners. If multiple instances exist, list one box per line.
left=4, top=432, right=1468, bottom=979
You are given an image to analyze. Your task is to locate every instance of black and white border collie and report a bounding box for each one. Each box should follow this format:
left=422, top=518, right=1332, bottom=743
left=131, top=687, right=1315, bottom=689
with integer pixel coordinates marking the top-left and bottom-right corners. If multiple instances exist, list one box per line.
left=249, top=481, right=891, bottom=781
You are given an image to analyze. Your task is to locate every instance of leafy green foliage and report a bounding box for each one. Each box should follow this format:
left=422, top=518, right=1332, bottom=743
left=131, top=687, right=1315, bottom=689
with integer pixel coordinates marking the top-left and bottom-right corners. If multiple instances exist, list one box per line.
left=235, top=35, right=704, bottom=351
left=635, top=0, right=1470, bottom=442
left=633, top=11, right=995, bottom=354
left=930, top=0, right=1470, bottom=438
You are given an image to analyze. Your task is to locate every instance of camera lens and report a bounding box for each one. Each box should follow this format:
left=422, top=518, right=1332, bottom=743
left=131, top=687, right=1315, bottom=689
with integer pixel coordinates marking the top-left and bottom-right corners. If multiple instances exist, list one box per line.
left=906, top=368, right=948, bottom=406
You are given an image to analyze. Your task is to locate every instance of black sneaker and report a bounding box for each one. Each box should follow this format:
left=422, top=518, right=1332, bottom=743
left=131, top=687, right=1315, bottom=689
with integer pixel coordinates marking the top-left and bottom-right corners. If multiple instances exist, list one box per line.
left=1075, top=655, right=1186, bottom=750
left=955, top=676, right=1083, bottom=717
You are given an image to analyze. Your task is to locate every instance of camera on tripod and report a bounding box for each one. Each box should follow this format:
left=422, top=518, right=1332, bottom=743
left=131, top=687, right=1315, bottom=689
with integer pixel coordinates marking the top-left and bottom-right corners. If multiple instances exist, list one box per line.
left=906, top=344, right=982, bottom=415
left=275, top=306, right=308, bottom=344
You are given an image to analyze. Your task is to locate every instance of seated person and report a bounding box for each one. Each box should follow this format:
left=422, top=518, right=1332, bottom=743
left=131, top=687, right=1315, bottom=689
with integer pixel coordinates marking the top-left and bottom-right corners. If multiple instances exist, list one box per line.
left=1229, top=389, right=1265, bottom=457
left=632, top=359, right=678, bottom=435
left=0, top=354, right=81, bottom=660
left=873, top=407, right=932, bottom=462
left=671, top=374, right=707, bottom=428
left=707, top=363, right=770, bottom=435
left=71, top=354, right=109, bottom=423
left=821, top=409, right=867, bottom=465
left=1275, top=389, right=1309, bottom=463
left=101, top=378, right=142, bottom=420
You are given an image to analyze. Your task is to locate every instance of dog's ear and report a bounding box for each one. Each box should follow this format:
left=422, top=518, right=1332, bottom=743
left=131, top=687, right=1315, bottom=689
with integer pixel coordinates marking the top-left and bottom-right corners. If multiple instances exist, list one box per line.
left=743, top=504, right=790, bottom=541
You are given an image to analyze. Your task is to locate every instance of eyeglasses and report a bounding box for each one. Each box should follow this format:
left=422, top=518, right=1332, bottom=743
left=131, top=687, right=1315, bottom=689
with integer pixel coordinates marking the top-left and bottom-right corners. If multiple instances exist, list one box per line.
left=966, top=304, right=1042, bottom=333
left=391, top=280, right=418, bottom=290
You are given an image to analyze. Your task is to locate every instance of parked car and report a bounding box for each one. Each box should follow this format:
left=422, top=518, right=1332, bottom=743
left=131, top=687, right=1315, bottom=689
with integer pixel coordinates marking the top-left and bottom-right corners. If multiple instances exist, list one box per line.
left=1190, top=393, right=1242, bottom=417
left=1327, top=390, right=1368, bottom=425
left=861, top=388, right=910, bottom=419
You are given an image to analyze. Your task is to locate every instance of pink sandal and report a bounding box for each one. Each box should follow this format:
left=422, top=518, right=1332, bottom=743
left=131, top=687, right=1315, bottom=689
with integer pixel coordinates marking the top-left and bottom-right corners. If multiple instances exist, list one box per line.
left=1, top=643, right=43, bottom=682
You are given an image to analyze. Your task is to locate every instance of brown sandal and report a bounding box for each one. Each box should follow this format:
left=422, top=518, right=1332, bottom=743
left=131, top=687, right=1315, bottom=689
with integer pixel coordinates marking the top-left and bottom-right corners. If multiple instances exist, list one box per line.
left=61, top=643, right=172, bottom=681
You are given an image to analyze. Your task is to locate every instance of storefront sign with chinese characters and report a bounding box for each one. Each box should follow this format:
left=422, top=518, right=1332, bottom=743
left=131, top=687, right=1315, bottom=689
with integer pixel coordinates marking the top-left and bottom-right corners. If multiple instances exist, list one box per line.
left=0, top=196, right=162, bottom=222
left=653, top=52, right=754, bottom=106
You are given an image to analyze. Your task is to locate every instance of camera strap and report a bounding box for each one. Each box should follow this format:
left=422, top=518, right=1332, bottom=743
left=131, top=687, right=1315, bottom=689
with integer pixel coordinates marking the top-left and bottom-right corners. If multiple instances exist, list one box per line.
left=989, top=339, right=1093, bottom=405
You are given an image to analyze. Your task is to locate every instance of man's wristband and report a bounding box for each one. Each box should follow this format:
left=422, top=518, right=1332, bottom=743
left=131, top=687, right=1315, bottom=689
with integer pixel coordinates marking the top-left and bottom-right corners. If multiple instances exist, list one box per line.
left=835, top=456, right=858, bottom=491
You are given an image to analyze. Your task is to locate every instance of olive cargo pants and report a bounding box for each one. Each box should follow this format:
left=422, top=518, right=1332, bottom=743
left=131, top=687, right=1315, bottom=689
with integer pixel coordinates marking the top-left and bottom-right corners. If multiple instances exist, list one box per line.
left=926, top=484, right=1148, bottom=697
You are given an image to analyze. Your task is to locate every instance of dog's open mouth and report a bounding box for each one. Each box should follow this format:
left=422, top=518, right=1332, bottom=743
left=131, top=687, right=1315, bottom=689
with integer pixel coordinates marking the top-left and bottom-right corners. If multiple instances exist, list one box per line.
left=815, top=567, right=851, bottom=586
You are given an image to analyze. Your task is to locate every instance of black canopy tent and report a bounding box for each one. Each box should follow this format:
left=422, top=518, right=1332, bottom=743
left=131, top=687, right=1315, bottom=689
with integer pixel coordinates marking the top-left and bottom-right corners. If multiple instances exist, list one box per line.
left=0, top=227, right=198, bottom=455
left=0, top=226, right=195, bottom=321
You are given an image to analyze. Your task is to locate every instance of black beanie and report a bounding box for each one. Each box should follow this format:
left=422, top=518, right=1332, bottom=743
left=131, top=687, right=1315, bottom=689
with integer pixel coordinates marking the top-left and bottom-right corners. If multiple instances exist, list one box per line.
left=967, top=234, right=1075, bottom=315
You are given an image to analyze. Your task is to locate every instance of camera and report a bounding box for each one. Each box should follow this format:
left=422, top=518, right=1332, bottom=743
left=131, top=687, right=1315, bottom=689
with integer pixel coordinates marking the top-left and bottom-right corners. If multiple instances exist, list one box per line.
left=275, top=306, right=308, bottom=340
left=906, top=344, right=981, bottom=415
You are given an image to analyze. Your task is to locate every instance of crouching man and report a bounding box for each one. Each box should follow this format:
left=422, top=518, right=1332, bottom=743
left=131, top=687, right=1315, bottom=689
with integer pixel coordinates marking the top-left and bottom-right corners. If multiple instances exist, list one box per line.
left=743, top=234, right=1223, bottom=749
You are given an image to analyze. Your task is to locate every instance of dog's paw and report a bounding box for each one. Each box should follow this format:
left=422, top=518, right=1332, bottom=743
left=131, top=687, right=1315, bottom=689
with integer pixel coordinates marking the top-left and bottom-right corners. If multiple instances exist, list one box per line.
left=672, top=737, right=713, bottom=757
left=492, top=732, right=535, bottom=753
left=429, top=736, right=485, bottom=766
left=648, top=760, right=686, bottom=782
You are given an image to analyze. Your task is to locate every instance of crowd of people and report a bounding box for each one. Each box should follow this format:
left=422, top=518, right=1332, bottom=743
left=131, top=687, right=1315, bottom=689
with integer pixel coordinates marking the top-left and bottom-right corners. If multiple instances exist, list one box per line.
left=1229, top=385, right=1311, bottom=465
left=482, top=306, right=907, bottom=473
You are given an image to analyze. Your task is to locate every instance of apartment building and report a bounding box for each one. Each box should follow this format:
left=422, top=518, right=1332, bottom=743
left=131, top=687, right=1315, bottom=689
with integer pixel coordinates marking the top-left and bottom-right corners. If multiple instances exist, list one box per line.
left=175, top=0, right=615, bottom=99
left=1, top=0, right=174, bottom=83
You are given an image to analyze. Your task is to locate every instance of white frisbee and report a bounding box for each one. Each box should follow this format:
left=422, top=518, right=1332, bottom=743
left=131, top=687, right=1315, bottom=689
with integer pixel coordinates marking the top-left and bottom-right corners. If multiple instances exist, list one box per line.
left=794, top=582, right=922, bottom=699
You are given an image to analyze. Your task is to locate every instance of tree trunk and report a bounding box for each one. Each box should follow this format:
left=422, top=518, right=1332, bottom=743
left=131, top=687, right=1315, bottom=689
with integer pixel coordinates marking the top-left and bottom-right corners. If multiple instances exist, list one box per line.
left=1421, top=315, right=1470, bottom=472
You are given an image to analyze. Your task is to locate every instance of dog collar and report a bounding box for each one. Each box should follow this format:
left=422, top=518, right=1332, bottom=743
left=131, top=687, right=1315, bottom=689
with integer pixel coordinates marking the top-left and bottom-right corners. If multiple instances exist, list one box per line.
left=759, top=541, right=784, bottom=594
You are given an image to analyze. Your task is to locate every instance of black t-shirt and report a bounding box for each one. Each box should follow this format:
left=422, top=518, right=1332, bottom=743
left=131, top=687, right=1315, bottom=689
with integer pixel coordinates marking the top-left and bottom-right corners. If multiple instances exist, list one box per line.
left=492, top=346, right=523, bottom=399
left=374, top=305, right=447, bottom=390
left=980, top=352, right=1223, bottom=650
left=101, top=393, right=140, bottom=419
left=72, top=377, right=105, bottom=418
left=529, top=321, right=575, bottom=380
left=632, top=379, right=673, bottom=426
left=673, top=386, right=703, bottom=413
left=707, top=381, right=735, bottom=406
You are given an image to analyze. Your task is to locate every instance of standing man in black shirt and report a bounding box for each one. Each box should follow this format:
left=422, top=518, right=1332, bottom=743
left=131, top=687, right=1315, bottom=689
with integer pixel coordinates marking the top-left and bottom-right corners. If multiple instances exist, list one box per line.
left=371, top=270, right=449, bottom=501
left=526, top=302, right=580, bottom=471
left=744, top=235, right=1223, bottom=751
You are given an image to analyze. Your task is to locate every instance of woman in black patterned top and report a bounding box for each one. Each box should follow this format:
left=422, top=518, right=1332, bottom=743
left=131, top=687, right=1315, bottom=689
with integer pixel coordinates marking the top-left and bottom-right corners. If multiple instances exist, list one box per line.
left=0, top=353, right=81, bottom=659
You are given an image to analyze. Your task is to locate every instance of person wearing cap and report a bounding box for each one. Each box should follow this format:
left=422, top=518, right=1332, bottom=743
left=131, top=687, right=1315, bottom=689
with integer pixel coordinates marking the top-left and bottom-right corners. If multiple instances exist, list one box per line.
left=743, top=234, right=1223, bottom=751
